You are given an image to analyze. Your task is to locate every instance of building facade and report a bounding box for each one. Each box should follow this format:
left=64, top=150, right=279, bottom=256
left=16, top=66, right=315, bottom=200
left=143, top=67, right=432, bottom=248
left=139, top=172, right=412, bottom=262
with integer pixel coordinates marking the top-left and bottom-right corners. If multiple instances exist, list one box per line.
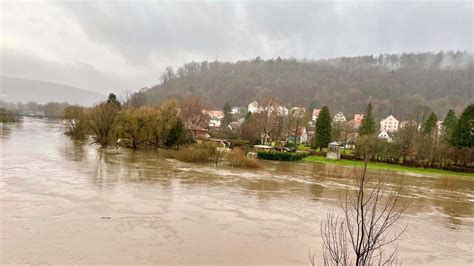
left=380, top=115, right=399, bottom=132
left=333, top=112, right=347, bottom=123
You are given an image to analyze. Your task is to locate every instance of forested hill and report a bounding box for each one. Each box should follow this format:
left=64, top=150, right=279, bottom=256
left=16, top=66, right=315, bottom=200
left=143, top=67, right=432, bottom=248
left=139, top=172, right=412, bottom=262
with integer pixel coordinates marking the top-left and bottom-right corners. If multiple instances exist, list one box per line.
left=145, top=51, right=473, bottom=121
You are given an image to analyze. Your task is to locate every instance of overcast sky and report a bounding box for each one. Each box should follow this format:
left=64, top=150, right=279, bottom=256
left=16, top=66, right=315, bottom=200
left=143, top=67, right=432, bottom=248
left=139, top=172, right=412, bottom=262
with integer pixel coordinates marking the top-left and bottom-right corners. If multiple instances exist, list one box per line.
left=1, top=0, right=472, bottom=94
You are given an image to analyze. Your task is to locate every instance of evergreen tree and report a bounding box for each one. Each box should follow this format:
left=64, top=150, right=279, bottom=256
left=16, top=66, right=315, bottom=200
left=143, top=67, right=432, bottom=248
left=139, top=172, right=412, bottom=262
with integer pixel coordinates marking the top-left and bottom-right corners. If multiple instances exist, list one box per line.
left=451, top=104, right=474, bottom=147
left=244, top=111, right=252, bottom=122
left=165, top=118, right=185, bottom=147
left=107, top=93, right=121, bottom=109
left=442, top=109, right=457, bottom=143
left=422, top=112, right=438, bottom=134
left=359, top=103, right=376, bottom=135
left=221, top=102, right=232, bottom=128
left=313, top=106, right=332, bottom=150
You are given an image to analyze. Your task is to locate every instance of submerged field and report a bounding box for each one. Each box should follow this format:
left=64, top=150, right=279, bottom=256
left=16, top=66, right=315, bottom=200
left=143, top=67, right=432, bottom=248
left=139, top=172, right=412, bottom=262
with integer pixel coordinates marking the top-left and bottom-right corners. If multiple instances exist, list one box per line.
left=1, top=117, right=473, bottom=265
left=303, top=155, right=474, bottom=178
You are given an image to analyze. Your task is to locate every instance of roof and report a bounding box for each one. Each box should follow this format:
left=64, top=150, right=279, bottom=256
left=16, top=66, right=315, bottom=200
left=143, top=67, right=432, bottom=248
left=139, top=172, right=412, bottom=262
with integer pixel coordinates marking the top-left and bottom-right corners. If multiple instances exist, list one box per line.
left=353, top=114, right=364, bottom=123
left=382, top=114, right=398, bottom=121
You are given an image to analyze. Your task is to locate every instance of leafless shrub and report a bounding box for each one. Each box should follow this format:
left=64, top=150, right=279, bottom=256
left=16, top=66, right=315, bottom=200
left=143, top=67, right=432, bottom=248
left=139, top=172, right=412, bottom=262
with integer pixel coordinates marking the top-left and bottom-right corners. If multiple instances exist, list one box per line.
left=313, top=161, right=408, bottom=266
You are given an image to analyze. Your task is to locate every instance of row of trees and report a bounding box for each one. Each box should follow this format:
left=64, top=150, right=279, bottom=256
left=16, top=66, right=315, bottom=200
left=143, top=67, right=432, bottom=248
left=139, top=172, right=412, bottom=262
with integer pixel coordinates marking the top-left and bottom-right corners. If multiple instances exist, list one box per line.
left=0, top=100, right=70, bottom=118
left=352, top=103, right=473, bottom=169
left=63, top=94, right=190, bottom=149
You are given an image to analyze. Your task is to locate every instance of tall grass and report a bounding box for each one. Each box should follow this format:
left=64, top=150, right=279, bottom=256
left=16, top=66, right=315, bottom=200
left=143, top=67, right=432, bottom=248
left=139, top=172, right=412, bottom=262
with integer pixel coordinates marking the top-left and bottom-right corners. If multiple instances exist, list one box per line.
left=166, top=143, right=222, bottom=164
left=226, top=148, right=261, bottom=169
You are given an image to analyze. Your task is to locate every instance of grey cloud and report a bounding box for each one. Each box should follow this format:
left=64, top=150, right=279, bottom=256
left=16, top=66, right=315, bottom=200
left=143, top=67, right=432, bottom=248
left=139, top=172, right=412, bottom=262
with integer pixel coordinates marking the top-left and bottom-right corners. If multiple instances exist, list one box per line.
left=60, top=1, right=473, bottom=63
left=2, top=0, right=472, bottom=94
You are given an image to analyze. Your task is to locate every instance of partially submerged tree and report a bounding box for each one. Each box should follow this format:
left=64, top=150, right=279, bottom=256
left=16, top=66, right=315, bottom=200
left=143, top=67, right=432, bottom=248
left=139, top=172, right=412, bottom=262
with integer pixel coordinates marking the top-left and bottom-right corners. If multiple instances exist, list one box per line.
left=0, top=108, right=17, bottom=124
left=116, top=107, right=154, bottom=149
left=63, top=105, right=87, bottom=139
left=87, top=102, right=120, bottom=147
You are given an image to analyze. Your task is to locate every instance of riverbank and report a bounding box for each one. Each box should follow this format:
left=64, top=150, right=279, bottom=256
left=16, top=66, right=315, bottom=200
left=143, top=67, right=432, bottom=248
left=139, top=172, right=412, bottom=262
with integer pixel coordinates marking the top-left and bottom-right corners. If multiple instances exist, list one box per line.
left=303, top=155, right=474, bottom=178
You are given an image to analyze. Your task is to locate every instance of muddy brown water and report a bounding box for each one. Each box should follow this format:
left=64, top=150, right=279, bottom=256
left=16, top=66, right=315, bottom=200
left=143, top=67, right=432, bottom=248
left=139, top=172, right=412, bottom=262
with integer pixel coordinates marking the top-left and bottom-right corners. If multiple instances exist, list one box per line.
left=1, top=118, right=473, bottom=265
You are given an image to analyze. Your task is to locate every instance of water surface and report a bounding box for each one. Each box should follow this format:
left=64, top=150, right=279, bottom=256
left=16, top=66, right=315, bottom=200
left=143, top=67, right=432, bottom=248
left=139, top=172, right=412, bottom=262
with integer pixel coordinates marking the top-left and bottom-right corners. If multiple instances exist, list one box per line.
left=1, top=118, right=473, bottom=264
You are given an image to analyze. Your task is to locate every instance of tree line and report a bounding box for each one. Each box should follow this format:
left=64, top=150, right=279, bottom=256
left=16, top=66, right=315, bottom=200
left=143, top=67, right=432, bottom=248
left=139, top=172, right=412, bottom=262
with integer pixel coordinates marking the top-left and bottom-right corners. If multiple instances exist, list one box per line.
left=0, top=100, right=70, bottom=118
left=63, top=93, right=191, bottom=149
left=311, top=102, right=473, bottom=170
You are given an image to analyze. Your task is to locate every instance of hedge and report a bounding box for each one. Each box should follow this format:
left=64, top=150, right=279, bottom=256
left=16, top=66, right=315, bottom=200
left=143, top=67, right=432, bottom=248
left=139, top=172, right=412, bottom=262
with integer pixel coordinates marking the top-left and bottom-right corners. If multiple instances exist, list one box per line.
left=257, top=151, right=309, bottom=161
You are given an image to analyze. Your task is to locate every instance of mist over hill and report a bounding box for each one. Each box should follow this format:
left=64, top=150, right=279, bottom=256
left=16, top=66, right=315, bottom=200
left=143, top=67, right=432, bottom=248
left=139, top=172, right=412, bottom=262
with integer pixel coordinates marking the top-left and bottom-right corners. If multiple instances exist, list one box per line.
left=0, top=77, right=105, bottom=106
left=145, top=51, right=473, bottom=121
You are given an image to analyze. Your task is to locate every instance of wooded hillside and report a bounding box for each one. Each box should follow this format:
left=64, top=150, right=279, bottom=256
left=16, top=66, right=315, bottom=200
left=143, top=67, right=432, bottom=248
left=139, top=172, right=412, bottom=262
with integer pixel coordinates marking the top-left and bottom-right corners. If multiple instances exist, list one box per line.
left=145, top=51, right=473, bottom=121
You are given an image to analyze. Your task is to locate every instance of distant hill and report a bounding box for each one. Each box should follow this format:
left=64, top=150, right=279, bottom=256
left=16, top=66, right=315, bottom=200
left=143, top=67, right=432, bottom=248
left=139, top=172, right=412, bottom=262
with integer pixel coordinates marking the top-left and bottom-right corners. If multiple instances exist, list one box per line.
left=0, top=76, right=105, bottom=106
left=145, top=51, right=473, bottom=121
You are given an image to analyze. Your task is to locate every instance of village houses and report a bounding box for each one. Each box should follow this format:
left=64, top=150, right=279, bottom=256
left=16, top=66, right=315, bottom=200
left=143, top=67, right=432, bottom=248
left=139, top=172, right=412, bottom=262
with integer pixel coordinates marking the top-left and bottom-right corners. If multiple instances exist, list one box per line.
left=287, top=127, right=308, bottom=144
left=248, top=101, right=259, bottom=113
left=352, top=114, right=364, bottom=128
left=202, top=109, right=224, bottom=128
left=333, top=112, right=347, bottom=123
left=380, top=115, right=399, bottom=132
left=378, top=130, right=392, bottom=142
left=312, top=108, right=321, bottom=121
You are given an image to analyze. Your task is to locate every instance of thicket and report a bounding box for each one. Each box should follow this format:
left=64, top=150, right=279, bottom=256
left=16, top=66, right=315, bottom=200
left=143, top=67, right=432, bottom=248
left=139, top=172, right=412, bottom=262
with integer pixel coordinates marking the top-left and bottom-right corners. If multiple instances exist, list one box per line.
left=62, top=94, right=190, bottom=149
left=226, top=148, right=261, bottom=169
left=257, top=151, right=309, bottom=161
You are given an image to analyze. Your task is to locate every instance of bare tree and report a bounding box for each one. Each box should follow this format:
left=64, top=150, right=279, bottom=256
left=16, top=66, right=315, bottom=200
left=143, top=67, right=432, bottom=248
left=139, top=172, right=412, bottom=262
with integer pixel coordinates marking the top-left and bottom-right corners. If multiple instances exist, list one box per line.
left=313, top=160, right=408, bottom=266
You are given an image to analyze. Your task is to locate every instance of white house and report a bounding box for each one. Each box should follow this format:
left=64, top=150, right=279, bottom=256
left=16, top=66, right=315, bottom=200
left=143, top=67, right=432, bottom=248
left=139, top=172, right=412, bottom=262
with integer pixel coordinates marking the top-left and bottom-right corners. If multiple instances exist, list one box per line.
left=312, top=109, right=321, bottom=121
left=276, top=106, right=289, bottom=116
left=202, top=110, right=224, bottom=128
left=333, top=112, right=347, bottom=123
left=380, top=115, right=399, bottom=132
left=378, top=130, right=392, bottom=142
left=231, top=107, right=241, bottom=115
left=287, top=127, right=308, bottom=144
left=436, top=120, right=444, bottom=135
left=248, top=101, right=259, bottom=113
left=290, top=107, right=306, bottom=118
left=300, top=127, right=308, bottom=143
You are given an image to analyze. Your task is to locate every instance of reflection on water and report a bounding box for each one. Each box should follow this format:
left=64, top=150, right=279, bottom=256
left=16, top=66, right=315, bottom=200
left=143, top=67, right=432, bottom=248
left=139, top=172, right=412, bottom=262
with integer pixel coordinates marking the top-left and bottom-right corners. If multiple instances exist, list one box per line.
left=1, top=117, right=473, bottom=265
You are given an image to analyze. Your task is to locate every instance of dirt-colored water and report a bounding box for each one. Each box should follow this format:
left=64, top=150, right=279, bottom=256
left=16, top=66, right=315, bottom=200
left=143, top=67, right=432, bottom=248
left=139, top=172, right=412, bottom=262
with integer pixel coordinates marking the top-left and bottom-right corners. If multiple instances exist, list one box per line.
left=1, top=118, right=473, bottom=264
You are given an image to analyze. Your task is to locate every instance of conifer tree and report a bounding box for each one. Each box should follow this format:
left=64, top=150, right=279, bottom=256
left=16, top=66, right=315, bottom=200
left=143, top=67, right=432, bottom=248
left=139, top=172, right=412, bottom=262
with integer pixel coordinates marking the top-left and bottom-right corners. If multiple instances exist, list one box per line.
left=451, top=104, right=474, bottom=147
left=359, top=103, right=376, bottom=135
left=442, top=109, right=457, bottom=143
left=313, top=106, right=332, bottom=150
left=221, top=102, right=232, bottom=128
left=422, top=112, right=438, bottom=134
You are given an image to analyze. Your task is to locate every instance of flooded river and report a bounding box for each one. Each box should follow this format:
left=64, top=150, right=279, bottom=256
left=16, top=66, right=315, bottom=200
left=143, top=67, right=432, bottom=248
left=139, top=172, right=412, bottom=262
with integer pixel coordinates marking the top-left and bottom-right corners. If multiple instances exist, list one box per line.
left=1, top=118, right=473, bottom=265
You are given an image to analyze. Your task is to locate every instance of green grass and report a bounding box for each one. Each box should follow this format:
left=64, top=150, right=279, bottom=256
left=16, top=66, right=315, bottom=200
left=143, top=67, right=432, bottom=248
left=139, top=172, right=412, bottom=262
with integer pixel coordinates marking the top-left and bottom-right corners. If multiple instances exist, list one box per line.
left=303, top=155, right=474, bottom=178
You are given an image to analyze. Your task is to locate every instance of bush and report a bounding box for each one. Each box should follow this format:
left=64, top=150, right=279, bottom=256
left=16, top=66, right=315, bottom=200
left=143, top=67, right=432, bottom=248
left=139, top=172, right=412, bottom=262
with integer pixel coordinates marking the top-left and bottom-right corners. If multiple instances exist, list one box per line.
left=257, top=151, right=309, bottom=161
left=168, top=143, right=222, bottom=164
left=226, top=148, right=261, bottom=169
left=0, top=108, right=17, bottom=124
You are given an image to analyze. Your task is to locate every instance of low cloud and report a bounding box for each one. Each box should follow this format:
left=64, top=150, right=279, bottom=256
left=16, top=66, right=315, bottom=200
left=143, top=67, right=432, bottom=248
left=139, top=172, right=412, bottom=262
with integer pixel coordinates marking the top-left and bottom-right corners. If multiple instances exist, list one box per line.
left=1, top=1, right=472, bottom=93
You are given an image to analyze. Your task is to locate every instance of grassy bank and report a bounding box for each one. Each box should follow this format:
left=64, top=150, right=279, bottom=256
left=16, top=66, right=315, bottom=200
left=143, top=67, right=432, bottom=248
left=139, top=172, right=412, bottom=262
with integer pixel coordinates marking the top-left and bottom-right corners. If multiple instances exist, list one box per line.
left=303, top=155, right=474, bottom=178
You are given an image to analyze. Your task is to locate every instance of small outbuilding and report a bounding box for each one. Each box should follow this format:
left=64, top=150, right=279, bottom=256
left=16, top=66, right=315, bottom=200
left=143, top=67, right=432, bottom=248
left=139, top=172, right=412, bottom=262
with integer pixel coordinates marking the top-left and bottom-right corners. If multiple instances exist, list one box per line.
left=326, top=141, right=342, bottom=160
